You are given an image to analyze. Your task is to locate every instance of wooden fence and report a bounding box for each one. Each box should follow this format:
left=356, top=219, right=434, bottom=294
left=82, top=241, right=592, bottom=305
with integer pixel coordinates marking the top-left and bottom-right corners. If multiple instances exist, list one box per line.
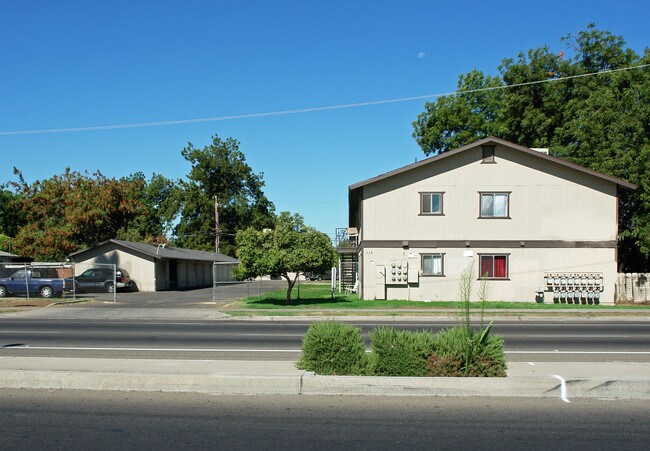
left=615, top=273, right=649, bottom=303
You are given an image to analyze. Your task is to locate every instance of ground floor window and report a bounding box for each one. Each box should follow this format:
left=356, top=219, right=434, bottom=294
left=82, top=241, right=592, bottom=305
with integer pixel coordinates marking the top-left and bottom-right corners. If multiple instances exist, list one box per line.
left=479, top=254, right=508, bottom=279
left=422, top=253, right=444, bottom=276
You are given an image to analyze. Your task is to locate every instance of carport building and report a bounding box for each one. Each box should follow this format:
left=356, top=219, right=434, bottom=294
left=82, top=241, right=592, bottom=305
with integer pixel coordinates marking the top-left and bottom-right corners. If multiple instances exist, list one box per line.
left=69, top=239, right=239, bottom=292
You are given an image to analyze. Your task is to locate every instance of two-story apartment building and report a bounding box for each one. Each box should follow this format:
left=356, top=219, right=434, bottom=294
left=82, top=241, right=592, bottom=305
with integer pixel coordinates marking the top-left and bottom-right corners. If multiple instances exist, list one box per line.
left=347, top=137, right=636, bottom=304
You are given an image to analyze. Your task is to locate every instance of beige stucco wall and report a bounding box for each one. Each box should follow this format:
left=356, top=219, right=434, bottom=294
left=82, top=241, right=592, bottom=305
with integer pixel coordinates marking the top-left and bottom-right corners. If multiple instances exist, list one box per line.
left=72, top=246, right=156, bottom=292
left=361, top=246, right=617, bottom=304
left=72, top=243, right=236, bottom=291
left=360, top=145, right=618, bottom=242
left=355, top=144, right=621, bottom=304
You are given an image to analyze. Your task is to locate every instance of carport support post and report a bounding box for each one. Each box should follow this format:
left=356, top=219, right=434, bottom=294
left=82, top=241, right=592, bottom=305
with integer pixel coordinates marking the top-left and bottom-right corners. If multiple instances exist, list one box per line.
left=214, top=195, right=220, bottom=254
left=212, top=261, right=217, bottom=303
left=24, top=263, right=30, bottom=300
left=112, top=264, right=117, bottom=303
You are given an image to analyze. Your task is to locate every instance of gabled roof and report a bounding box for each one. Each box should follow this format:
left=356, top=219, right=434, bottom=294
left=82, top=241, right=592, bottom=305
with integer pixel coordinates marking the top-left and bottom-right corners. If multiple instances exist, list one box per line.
left=349, top=136, right=638, bottom=191
left=70, top=239, right=239, bottom=263
left=0, top=250, right=17, bottom=258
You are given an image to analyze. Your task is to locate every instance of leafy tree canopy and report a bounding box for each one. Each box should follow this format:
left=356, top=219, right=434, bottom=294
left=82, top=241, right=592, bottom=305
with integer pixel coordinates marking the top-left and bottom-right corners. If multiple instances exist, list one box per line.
left=234, top=212, right=337, bottom=303
left=0, top=234, right=13, bottom=253
left=174, top=135, right=275, bottom=256
left=412, top=24, right=650, bottom=271
left=9, top=169, right=149, bottom=261
left=0, top=187, right=23, bottom=238
left=120, top=172, right=182, bottom=244
left=2, top=134, right=277, bottom=261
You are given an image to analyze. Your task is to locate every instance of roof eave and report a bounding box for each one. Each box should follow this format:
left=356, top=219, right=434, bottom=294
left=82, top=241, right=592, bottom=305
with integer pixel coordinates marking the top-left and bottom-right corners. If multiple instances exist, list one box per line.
left=348, top=136, right=637, bottom=191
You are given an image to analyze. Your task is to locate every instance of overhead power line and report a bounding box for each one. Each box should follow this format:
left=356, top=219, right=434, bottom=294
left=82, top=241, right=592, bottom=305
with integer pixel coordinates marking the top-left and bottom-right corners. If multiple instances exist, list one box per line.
left=1, top=63, right=648, bottom=136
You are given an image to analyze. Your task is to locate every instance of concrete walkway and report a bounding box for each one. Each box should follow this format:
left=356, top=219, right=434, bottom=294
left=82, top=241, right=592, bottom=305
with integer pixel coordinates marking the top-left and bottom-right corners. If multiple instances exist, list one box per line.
left=4, top=305, right=650, bottom=321
left=2, top=306, right=232, bottom=320
left=1, top=356, right=649, bottom=400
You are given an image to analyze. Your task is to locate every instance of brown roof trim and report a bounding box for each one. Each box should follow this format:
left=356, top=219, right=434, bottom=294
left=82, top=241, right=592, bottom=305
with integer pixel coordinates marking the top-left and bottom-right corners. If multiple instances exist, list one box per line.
left=69, top=239, right=238, bottom=263
left=360, top=240, right=618, bottom=249
left=349, top=137, right=637, bottom=191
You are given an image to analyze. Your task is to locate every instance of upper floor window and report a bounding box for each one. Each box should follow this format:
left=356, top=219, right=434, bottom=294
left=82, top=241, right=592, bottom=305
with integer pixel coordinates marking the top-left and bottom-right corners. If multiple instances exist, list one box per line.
left=420, top=192, right=444, bottom=215
left=479, top=254, right=508, bottom=279
left=422, top=253, right=444, bottom=276
left=479, top=192, right=509, bottom=218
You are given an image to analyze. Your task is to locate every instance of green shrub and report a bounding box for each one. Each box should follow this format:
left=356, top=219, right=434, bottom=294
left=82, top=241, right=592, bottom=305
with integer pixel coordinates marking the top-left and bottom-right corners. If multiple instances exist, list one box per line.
left=368, top=327, right=435, bottom=376
left=429, top=324, right=507, bottom=377
left=297, top=321, right=367, bottom=375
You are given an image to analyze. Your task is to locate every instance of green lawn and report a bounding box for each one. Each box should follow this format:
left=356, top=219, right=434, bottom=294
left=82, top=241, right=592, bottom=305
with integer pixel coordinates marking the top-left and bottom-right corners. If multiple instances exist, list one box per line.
left=234, top=282, right=649, bottom=310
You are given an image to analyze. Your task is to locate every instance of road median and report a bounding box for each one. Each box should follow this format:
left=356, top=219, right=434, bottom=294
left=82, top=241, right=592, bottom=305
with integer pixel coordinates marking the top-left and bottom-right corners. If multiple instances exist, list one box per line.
left=1, top=357, right=649, bottom=399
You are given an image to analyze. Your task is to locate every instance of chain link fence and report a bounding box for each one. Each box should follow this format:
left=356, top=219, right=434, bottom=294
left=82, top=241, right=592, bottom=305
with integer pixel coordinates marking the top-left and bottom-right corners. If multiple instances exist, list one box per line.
left=0, top=262, right=126, bottom=302
left=0, top=263, right=73, bottom=300
left=211, top=261, right=241, bottom=303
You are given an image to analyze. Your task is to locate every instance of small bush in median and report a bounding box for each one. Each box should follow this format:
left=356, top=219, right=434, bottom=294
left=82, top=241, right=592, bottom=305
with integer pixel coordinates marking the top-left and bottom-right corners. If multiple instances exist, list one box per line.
left=428, top=324, right=506, bottom=377
left=297, top=321, right=367, bottom=375
left=368, top=327, right=435, bottom=376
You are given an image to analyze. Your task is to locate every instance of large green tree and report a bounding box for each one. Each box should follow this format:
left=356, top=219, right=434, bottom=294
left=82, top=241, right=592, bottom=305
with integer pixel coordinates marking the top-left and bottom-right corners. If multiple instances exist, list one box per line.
left=0, top=186, right=23, bottom=252
left=412, top=70, right=506, bottom=154
left=234, top=212, right=336, bottom=303
left=120, top=172, right=182, bottom=243
left=412, top=25, right=650, bottom=271
left=174, top=135, right=275, bottom=256
left=10, top=169, right=147, bottom=260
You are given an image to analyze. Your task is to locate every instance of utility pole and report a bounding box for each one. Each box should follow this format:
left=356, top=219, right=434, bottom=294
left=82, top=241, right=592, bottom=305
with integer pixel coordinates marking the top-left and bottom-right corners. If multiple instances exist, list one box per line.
left=214, top=195, right=220, bottom=254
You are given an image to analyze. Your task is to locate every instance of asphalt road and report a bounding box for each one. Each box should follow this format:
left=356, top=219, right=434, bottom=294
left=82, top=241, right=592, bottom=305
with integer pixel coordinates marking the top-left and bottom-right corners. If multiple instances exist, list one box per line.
left=63, top=279, right=288, bottom=305
left=2, top=389, right=648, bottom=450
left=1, top=319, right=649, bottom=361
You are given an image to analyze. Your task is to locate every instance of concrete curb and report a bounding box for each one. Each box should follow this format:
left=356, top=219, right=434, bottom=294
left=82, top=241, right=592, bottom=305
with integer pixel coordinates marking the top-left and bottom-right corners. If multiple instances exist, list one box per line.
left=2, top=367, right=649, bottom=399
left=0, top=370, right=303, bottom=395
left=300, top=374, right=650, bottom=399
left=300, top=373, right=559, bottom=397
left=227, top=314, right=650, bottom=322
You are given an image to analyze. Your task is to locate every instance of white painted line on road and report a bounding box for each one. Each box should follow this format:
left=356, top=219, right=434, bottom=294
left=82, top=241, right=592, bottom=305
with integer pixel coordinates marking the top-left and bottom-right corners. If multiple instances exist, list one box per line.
left=506, top=351, right=650, bottom=354
left=2, top=346, right=303, bottom=352
left=237, top=333, right=305, bottom=337
left=0, top=331, right=62, bottom=334
left=553, top=375, right=571, bottom=403
left=517, top=334, right=634, bottom=338
left=5, top=347, right=649, bottom=355
left=528, top=362, right=536, bottom=366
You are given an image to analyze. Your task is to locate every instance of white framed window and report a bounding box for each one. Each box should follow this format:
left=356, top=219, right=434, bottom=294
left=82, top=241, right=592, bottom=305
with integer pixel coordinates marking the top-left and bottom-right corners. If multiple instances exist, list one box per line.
left=479, top=192, right=510, bottom=218
left=422, top=253, right=444, bottom=276
left=420, top=192, right=444, bottom=215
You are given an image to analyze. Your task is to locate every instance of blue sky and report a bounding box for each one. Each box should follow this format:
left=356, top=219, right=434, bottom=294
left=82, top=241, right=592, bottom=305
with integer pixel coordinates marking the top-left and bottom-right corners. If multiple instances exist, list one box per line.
left=1, top=1, right=648, bottom=241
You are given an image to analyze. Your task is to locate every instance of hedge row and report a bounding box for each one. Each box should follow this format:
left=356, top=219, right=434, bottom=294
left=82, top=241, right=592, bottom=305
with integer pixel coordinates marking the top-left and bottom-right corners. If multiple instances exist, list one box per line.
left=297, top=321, right=506, bottom=377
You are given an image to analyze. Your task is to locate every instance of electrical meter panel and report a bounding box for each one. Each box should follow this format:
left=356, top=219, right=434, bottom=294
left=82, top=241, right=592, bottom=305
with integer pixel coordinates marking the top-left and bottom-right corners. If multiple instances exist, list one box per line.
left=388, top=260, right=409, bottom=285
left=544, top=272, right=603, bottom=304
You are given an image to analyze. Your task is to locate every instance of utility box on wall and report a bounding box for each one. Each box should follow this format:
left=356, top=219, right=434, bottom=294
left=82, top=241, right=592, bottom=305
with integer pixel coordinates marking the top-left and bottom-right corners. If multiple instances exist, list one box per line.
left=407, top=254, right=419, bottom=284
left=387, top=260, right=408, bottom=285
left=375, top=265, right=386, bottom=300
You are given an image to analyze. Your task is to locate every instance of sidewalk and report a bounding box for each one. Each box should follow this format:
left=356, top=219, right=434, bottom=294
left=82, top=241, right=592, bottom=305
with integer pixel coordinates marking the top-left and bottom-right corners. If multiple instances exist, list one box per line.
left=4, top=306, right=650, bottom=321
left=1, top=356, right=649, bottom=400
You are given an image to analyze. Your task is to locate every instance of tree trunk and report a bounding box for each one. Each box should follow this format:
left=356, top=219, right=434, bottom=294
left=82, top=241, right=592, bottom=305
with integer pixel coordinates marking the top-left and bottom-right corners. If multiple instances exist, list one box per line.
left=284, top=274, right=296, bottom=305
